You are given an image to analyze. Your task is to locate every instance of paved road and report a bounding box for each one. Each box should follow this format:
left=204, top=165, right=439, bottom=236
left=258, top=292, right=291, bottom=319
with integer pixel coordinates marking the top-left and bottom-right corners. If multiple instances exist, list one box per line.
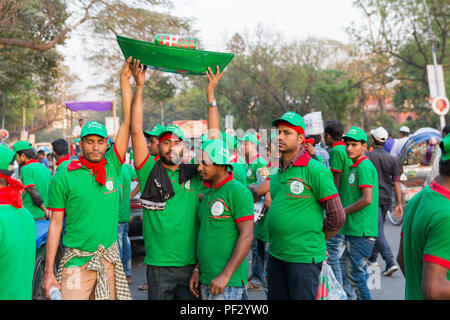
left=127, top=220, right=405, bottom=300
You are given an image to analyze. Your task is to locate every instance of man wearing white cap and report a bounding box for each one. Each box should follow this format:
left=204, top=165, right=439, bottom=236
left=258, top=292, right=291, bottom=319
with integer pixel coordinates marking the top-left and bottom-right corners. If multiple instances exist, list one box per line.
left=368, top=127, right=402, bottom=276
left=390, top=126, right=410, bottom=158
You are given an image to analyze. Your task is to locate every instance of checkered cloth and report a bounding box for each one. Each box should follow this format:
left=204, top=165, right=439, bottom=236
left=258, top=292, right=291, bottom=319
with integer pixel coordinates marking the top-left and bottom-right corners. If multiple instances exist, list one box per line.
left=56, top=241, right=132, bottom=300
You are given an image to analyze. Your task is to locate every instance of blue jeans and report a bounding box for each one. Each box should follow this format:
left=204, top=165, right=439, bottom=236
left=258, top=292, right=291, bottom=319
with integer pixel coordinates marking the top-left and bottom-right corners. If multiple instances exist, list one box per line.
left=200, top=284, right=248, bottom=300
left=250, top=236, right=263, bottom=287
left=117, top=222, right=132, bottom=277
left=251, top=239, right=269, bottom=292
left=341, top=236, right=376, bottom=300
left=369, top=206, right=395, bottom=268
left=267, top=255, right=322, bottom=300
left=326, top=233, right=345, bottom=287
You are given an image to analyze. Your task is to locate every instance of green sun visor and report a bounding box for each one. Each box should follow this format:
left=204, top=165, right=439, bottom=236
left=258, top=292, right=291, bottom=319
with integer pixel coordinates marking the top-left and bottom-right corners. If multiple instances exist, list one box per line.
left=116, top=35, right=235, bottom=75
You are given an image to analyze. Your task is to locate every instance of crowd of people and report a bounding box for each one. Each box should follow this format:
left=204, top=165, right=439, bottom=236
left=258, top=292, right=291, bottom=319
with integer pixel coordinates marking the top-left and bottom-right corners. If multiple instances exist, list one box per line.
left=0, top=57, right=449, bottom=301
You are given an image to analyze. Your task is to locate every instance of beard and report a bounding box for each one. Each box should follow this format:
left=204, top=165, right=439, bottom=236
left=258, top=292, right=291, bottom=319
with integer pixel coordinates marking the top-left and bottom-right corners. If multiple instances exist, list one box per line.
left=159, top=150, right=183, bottom=166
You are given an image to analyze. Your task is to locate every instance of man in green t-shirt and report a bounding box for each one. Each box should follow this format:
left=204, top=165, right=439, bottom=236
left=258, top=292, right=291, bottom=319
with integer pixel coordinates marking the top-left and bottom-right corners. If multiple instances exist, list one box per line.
left=323, top=119, right=351, bottom=287
left=266, top=111, right=346, bottom=300
left=189, top=139, right=254, bottom=300
left=340, top=126, right=379, bottom=300
left=42, top=57, right=136, bottom=300
left=397, top=134, right=450, bottom=300
left=247, top=131, right=280, bottom=297
left=130, top=65, right=225, bottom=300
left=13, top=141, right=52, bottom=220
left=240, top=132, right=268, bottom=186
left=0, top=144, right=36, bottom=300
left=118, top=154, right=138, bottom=285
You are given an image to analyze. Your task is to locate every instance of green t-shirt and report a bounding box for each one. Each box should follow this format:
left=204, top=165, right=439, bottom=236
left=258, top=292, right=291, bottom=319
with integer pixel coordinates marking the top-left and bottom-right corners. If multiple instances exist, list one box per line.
left=340, top=157, right=379, bottom=237
left=48, top=147, right=124, bottom=267
left=246, top=155, right=268, bottom=186
left=401, top=181, right=450, bottom=300
left=268, top=152, right=338, bottom=263
left=329, top=142, right=352, bottom=203
left=254, top=164, right=278, bottom=243
left=135, top=154, right=203, bottom=267
left=119, top=164, right=137, bottom=223
left=0, top=197, right=36, bottom=300
left=20, top=161, right=52, bottom=219
left=230, top=156, right=247, bottom=186
left=197, top=176, right=254, bottom=287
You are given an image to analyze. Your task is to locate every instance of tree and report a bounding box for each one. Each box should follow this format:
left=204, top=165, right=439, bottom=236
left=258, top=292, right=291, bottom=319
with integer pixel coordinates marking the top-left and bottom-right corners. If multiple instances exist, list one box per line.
left=347, top=0, right=450, bottom=126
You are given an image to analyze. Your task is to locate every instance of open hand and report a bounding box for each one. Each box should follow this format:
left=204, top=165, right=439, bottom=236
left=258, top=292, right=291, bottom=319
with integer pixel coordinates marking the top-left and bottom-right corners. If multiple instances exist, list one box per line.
left=121, top=56, right=133, bottom=80
left=206, top=65, right=225, bottom=101
left=131, top=59, right=147, bottom=86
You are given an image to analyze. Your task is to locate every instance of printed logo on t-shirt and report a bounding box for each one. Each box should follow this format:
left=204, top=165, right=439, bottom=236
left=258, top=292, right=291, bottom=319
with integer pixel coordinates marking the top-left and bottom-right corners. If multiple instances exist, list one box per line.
left=349, top=172, right=356, bottom=184
left=289, top=180, right=304, bottom=195
left=247, top=168, right=252, bottom=177
left=106, top=180, right=114, bottom=191
left=184, top=180, right=191, bottom=190
left=211, top=201, right=224, bottom=216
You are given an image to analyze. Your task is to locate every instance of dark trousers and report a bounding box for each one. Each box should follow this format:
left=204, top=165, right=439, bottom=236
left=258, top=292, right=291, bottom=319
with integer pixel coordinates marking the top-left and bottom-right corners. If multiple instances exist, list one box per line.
left=267, top=255, right=322, bottom=300
left=369, top=205, right=395, bottom=268
left=146, top=264, right=198, bottom=300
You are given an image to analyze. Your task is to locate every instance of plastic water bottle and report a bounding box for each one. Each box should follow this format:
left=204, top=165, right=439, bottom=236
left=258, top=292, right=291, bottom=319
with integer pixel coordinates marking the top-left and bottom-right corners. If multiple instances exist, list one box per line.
left=49, top=286, right=62, bottom=300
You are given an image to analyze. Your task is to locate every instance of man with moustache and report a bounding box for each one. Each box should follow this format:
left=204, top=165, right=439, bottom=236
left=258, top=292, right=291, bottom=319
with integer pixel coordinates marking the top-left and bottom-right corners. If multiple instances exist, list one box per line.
left=130, top=66, right=225, bottom=300
left=41, top=56, right=137, bottom=300
left=189, top=139, right=254, bottom=300
left=266, top=111, right=346, bottom=300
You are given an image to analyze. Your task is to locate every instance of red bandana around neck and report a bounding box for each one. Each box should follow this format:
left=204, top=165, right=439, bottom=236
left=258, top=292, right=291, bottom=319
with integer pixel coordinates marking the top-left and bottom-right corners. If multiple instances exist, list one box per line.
left=0, top=173, right=25, bottom=208
left=78, top=156, right=107, bottom=185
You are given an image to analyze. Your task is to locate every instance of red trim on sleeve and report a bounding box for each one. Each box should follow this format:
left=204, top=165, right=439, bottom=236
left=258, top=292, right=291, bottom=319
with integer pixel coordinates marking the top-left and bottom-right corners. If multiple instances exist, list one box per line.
left=235, top=215, right=254, bottom=223
left=113, top=145, right=125, bottom=164
left=319, top=193, right=339, bottom=203
left=423, top=254, right=450, bottom=269
left=132, top=177, right=138, bottom=182
left=330, top=168, right=342, bottom=173
left=24, top=184, right=35, bottom=189
left=359, top=185, right=373, bottom=189
left=136, top=154, right=149, bottom=171
left=48, top=207, right=65, bottom=212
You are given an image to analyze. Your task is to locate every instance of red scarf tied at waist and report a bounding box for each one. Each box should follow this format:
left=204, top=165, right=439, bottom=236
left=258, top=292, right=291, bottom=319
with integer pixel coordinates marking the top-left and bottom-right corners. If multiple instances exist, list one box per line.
left=78, top=156, right=107, bottom=185
left=0, top=173, right=25, bottom=208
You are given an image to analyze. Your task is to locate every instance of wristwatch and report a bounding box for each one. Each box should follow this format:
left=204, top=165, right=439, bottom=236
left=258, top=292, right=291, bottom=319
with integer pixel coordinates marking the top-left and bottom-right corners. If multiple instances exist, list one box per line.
left=207, top=99, right=217, bottom=107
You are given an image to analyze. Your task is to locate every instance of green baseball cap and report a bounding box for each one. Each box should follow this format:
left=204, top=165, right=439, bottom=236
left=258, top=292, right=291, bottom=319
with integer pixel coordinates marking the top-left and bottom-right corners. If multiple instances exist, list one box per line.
left=144, top=124, right=164, bottom=138
left=80, top=121, right=108, bottom=138
left=74, top=138, right=81, bottom=143
left=158, top=124, right=185, bottom=141
left=440, top=134, right=450, bottom=162
left=0, top=144, right=16, bottom=170
left=239, top=133, right=260, bottom=147
left=272, top=111, right=306, bottom=130
left=201, top=139, right=231, bottom=167
left=13, top=140, right=34, bottom=153
left=343, top=126, right=368, bottom=143
left=220, top=132, right=239, bottom=151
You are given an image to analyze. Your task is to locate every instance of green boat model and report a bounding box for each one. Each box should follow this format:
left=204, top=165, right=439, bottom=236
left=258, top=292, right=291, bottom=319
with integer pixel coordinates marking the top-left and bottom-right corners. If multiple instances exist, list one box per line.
left=116, top=34, right=235, bottom=75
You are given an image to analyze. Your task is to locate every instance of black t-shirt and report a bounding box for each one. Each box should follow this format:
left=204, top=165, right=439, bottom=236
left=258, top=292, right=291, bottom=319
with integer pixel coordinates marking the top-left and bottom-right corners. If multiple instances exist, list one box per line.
left=368, top=147, right=401, bottom=206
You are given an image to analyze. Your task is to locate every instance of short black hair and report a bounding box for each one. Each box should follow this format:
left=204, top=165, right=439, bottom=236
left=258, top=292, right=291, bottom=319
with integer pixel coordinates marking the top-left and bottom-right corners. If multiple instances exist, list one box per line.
left=306, top=135, right=321, bottom=145
left=37, top=150, right=45, bottom=156
left=52, top=139, right=69, bottom=156
left=439, top=159, right=450, bottom=177
left=324, top=120, right=344, bottom=141
left=17, top=149, right=35, bottom=160
left=443, top=124, right=450, bottom=136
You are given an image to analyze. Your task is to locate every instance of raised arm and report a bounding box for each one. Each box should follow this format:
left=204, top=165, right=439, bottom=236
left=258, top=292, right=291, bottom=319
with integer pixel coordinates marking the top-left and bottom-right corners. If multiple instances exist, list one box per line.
left=206, top=66, right=225, bottom=140
left=114, top=56, right=134, bottom=160
left=130, top=59, right=149, bottom=169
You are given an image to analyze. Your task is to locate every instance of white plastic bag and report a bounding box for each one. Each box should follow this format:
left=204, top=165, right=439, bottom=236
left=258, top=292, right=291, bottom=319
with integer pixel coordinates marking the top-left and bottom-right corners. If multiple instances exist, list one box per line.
left=316, top=262, right=347, bottom=300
